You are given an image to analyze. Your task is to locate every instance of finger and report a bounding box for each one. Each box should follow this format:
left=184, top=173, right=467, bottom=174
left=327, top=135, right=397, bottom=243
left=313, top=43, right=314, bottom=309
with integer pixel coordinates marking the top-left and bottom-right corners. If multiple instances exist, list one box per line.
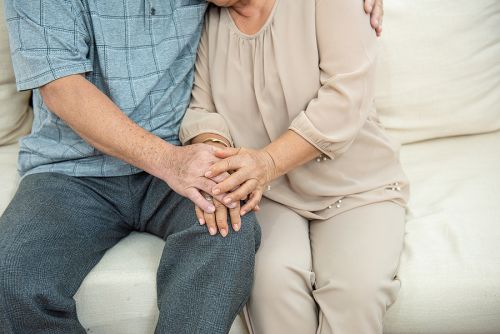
left=196, top=177, right=218, bottom=196
left=370, top=0, right=383, bottom=30
left=213, top=147, right=241, bottom=159
left=195, top=177, right=234, bottom=207
left=195, top=206, right=205, bottom=225
left=212, top=170, right=249, bottom=197
left=376, top=25, right=383, bottom=37
left=214, top=200, right=229, bottom=237
left=241, top=190, right=263, bottom=216
left=229, top=202, right=242, bottom=232
left=204, top=210, right=218, bottom=236
left=205, top=156, right=243, bottom=179
left=210, top=172, right=231, bottom=183
left=223, top=179, right=258, bottom=206
left=364, top=0, right=374, bottom=13
left=186, top=188, right=216, bottom=214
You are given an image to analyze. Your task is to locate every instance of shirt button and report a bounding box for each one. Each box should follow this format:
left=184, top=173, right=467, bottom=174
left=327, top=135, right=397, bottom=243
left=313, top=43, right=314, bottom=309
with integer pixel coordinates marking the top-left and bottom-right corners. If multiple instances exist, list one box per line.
left=150, top=7, right=156, bottom=15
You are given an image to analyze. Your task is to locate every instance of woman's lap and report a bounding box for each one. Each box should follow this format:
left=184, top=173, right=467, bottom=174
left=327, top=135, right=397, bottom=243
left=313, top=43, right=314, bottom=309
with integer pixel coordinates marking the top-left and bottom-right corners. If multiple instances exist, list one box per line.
left=247, top=199, right=406, bottom=334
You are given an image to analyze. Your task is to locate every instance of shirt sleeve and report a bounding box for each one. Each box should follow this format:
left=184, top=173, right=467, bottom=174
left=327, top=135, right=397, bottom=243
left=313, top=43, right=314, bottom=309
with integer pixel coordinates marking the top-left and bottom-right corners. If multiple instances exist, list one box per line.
left=288, top=0, right=378, bottom=160
left=179, top=21, right=233, bottom=146
left=4, top=0, right=92, bottom=91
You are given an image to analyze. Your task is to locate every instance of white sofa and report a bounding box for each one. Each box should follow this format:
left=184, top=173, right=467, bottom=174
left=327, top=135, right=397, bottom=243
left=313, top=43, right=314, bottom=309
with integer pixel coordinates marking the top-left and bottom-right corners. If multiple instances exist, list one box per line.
left=1, top=1, right=500, bottom=333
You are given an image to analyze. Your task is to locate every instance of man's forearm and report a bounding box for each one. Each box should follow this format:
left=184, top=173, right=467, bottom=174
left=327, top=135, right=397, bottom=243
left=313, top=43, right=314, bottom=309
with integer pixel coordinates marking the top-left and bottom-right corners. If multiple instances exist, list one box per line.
left=40, top=74, right=173, bottom=179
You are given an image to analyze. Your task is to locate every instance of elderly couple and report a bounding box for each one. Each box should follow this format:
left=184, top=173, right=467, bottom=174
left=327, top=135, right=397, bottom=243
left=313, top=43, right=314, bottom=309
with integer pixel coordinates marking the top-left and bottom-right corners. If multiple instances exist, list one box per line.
left=0, top=0, right=408, bottom=333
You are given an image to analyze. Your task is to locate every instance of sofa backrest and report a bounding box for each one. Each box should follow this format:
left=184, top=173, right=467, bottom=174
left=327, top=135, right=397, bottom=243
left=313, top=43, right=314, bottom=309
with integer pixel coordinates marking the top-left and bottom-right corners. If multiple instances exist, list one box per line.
left=0, top=0, right=32, bottom=147
left=375, top=0, right=500, bottom=144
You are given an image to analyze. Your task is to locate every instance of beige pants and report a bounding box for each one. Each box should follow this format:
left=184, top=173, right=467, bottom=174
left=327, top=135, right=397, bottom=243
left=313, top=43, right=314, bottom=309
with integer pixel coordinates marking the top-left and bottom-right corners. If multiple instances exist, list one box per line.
left=244, top=199, right=406, bottom=334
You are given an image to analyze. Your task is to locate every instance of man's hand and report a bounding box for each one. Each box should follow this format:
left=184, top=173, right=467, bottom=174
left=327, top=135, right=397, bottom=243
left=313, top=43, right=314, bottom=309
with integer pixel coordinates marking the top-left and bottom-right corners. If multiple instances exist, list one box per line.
left=159, top=144, right=234, bottom=213
left=364, top=0, right=384, bottom=36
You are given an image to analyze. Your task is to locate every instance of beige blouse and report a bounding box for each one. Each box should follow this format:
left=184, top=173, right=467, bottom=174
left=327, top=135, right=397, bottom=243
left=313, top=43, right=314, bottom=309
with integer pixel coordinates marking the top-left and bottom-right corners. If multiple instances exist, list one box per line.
left=180, top=0, right=409, bottom=220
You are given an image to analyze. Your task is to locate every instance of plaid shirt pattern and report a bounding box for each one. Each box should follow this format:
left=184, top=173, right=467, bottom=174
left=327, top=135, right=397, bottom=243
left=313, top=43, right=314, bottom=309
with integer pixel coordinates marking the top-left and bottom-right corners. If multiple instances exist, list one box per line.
left=4, top=0, right=207, bottom=176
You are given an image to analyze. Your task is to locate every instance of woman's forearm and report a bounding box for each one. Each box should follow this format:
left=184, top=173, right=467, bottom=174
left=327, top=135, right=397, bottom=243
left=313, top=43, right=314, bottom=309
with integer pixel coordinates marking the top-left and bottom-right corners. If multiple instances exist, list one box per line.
left=263, top=130, right=321, bottom=180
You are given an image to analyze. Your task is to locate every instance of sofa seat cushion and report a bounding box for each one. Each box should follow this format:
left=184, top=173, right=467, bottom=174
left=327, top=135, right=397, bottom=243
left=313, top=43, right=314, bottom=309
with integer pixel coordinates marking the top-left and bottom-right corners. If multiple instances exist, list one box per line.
left=385, top=130, right=500, bottom=333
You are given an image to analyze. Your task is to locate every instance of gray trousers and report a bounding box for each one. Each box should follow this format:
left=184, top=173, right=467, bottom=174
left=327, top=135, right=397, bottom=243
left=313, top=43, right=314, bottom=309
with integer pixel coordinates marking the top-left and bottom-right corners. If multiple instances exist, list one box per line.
left=0, top=172, right=261, bottom=334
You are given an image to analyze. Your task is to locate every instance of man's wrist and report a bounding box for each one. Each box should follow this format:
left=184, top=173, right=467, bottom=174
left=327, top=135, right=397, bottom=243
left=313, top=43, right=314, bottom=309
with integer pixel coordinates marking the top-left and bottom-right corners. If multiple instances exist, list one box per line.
left=148, top=140, right=177, bottom=181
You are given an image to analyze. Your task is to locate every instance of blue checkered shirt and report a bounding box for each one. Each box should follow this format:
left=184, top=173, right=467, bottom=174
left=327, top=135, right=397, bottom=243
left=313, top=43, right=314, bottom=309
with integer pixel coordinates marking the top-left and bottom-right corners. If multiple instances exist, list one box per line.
left=5, top=0, right=207, bottom=176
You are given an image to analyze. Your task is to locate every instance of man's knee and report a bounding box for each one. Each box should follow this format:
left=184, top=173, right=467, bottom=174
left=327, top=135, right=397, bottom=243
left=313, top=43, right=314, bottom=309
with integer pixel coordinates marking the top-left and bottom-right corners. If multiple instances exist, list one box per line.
left=252, top=252, right=313, bottom=304
left=228, top=211, right=261, bottom=252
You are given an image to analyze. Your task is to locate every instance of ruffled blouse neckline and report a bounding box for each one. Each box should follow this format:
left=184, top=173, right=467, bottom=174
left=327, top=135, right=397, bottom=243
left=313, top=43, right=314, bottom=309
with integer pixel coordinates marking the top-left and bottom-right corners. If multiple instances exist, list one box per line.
left=223, top=0, right=281, bottom=40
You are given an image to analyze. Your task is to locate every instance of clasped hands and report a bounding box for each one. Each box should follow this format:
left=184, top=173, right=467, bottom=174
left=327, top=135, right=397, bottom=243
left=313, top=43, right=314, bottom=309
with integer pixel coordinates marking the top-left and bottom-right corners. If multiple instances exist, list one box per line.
left=197, top=147, right=277, bottom=237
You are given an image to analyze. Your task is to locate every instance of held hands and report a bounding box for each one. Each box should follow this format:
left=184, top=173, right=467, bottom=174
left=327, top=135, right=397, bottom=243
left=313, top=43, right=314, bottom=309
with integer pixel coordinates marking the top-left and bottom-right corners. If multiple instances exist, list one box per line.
left=193, top=147, right=278, bottom=237
left=206, top=147, right=277, bottom=216
left=161, top=144, right=236, bottom=213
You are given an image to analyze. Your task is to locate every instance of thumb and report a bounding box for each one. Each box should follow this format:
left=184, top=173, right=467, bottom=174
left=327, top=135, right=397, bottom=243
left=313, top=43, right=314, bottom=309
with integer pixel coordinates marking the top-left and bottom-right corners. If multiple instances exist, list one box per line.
left=214, top=147, right=240, bottom=159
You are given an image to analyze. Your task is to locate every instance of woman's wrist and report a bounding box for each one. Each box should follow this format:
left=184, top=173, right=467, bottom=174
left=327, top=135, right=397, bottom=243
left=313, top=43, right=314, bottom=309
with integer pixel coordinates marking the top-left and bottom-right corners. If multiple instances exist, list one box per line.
left=202, top=137, right=230, bottom=147
left=191, top=133, right=232, bottom=148
left=261, top=149, right=279, bottom=183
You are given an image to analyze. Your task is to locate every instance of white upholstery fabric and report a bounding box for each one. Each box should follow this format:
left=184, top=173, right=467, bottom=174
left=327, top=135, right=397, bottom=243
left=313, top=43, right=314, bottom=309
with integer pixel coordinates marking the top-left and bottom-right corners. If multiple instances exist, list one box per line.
left=0, top=2, right=32, bottom=146
left=375, top=0, right=500, bottom=144
left=385, top=130, right=500, bottom=334
left=0, top=143, right=19, bottom=214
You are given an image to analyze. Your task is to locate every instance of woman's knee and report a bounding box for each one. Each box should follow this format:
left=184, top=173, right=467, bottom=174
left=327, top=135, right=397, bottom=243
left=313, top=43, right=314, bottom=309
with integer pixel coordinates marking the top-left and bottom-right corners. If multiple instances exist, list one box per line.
left=314, top=272, right=401, bottom=311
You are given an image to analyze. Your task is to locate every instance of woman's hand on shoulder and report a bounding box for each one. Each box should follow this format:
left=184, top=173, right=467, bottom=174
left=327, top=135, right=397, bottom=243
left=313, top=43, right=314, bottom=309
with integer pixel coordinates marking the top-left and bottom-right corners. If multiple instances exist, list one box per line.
left=364, top=0, right=384, bottom=36
left=206, top=147, right=277, bottom=216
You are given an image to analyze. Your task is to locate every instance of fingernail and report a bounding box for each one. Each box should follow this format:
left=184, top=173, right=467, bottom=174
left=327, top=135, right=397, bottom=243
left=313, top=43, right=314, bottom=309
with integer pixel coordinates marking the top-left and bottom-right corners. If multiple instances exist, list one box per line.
left=205, top=171, right=212, bottom=177
left=220, top=229, right=228, bottom=237
left=209, top=227, right=217, bottom=235
left=224, top=197, right=232, bottom=204
left=374, top=19, right=379, bottom=27
left=233, top=224, right=240, bottom=232
left=199, top=218, right=205, bottom=225
left=213, top=188, right=220, bottom=195
left=240, top=210, right=246, bottom=216
left=228, top=202, right=237, bottom=209
left=208, top=205, right=215, bottom=213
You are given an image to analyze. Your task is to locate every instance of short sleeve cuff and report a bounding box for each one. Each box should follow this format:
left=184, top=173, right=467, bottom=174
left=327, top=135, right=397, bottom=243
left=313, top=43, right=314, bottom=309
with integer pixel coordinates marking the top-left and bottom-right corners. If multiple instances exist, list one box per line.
left=289, top=111, right=338, bottom=160
left=15, top=62, right=93, bottom=91
left=179, top=108, right=234, bottom=146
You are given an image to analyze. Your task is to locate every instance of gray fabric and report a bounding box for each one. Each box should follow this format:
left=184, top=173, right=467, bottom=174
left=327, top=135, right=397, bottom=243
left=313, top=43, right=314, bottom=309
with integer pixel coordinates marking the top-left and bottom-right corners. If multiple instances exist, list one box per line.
left=0, top=172, right=261, bottom=334
left=3, top=0, right=207, bottom=177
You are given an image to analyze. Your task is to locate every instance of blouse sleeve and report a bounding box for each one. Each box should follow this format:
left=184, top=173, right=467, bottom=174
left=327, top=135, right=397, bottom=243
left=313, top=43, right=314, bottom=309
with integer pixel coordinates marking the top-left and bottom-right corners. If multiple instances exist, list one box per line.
left=288, top=0, right=378, bottom=159
left=179, top=22, right=234, bottom=146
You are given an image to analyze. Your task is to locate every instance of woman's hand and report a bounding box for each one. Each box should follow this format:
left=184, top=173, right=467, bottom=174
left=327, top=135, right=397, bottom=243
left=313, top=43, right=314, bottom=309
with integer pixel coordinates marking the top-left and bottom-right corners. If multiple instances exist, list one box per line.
left=364, top=0, right=384, bottom=36
left=195, top=195, right=242, bottom=237
left=205, top=147, right=277, bottom=215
